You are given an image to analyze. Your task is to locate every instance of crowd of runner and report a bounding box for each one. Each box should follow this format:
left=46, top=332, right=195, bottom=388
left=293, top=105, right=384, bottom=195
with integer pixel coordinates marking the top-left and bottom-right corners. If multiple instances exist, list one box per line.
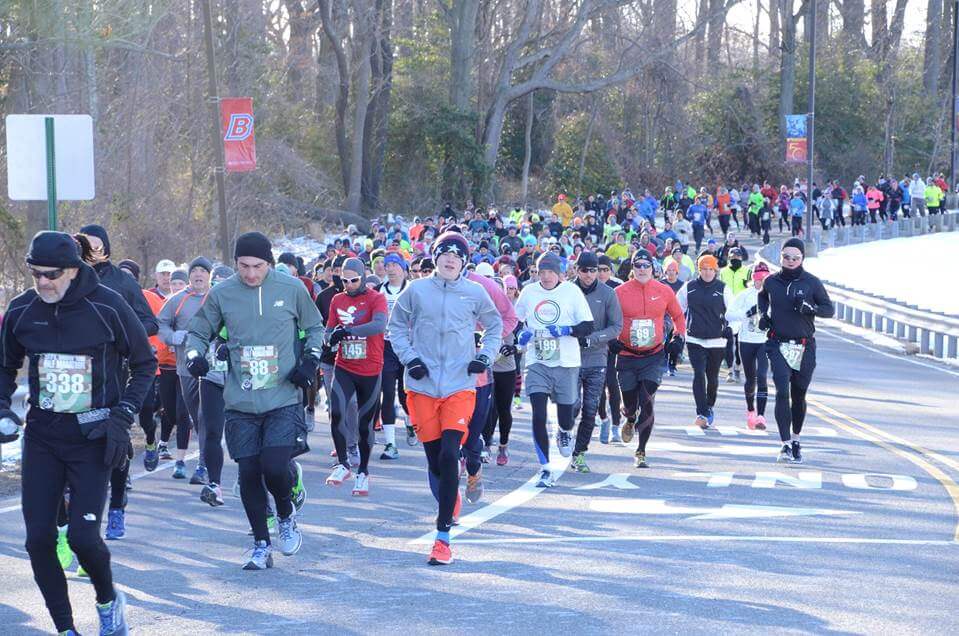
left=0, top=181, right=845, bottom=635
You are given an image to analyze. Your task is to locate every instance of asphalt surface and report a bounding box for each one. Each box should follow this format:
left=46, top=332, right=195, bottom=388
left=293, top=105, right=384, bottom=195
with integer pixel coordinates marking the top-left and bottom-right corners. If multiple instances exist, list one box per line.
left=0, top=318, right=957, bottom=635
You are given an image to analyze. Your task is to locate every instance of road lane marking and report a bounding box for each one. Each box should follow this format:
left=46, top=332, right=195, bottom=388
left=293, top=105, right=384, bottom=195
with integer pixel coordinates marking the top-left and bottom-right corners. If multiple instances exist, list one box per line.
left=807, top=399, right=959, bottom=542
left=589, top=498, right=857, bottom=520
left=449, top=534, right=957, bottom=546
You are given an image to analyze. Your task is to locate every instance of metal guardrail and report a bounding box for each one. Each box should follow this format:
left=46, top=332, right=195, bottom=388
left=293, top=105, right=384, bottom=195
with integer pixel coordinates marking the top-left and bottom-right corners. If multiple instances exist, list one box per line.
left=759, top=209, right=959, bottom=361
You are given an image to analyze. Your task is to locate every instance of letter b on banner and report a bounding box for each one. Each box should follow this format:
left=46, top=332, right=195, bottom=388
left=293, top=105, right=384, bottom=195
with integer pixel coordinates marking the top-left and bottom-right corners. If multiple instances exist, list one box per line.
left=220, top=98, right=256, bottom=172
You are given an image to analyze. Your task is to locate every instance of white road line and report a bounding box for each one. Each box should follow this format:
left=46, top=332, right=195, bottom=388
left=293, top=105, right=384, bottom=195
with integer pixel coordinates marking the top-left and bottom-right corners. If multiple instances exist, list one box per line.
left=818, top=326, right=959, bottom=378
left=409, top=453, right=572, bottom=545
left=448, top=534, right=958, bottom=546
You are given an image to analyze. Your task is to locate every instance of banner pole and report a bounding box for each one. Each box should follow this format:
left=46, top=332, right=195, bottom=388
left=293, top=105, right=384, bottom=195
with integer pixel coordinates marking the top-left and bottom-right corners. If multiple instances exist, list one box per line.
left=44, top=117, right=58, bottom=231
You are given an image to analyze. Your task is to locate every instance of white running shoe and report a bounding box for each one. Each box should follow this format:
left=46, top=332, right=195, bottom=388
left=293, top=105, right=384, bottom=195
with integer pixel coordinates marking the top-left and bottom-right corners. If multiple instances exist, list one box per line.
left=352, top=472, right=370, bottom=496
left=326, top=464, right=352, bottom=486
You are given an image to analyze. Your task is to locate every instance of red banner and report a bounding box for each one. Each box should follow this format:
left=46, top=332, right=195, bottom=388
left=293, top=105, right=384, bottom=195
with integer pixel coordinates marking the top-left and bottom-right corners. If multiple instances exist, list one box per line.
left=220, top=98, right=256, bottom=172
left=785, top=138, right=807, bottom=163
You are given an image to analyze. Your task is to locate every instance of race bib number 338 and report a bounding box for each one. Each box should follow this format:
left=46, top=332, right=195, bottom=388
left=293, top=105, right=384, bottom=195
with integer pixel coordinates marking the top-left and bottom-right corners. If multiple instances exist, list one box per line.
left=240, top=345, right=280, bottom=391
left=38, top=353, right=93, bottom=413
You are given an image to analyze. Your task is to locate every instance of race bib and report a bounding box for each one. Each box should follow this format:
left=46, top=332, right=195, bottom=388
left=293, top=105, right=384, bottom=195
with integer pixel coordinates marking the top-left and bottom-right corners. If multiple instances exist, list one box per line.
left=533, top=330, right=560, bottom=362
left=340, top=338, right=368, bottom=360
left=779, top=342, right=805, bottom=371
left=38, top=353, right=93, bottom=413
left=240, top=345, right=279, bottom=391
left=629, top=319, right=655, bottom=348
left=208, top=348, right=228, bottom=373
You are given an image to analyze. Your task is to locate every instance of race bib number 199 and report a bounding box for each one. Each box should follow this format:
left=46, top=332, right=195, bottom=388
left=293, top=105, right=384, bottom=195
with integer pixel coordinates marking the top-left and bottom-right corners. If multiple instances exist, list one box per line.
left=533, top=330, right=560, bottom=362
left=38, top=353, right=93, bottom=413
left=240, top=345, right=280, bottom=391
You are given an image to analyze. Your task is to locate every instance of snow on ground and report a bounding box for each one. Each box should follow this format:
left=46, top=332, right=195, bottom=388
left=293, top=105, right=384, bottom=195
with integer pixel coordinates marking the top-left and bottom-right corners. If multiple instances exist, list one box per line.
left=804, top=232, right=959, bottom=315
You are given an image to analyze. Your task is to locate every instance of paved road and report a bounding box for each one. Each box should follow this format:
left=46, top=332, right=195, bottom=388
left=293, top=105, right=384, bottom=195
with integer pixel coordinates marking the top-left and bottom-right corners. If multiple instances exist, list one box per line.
left=1, top=321, right=956, bottom=635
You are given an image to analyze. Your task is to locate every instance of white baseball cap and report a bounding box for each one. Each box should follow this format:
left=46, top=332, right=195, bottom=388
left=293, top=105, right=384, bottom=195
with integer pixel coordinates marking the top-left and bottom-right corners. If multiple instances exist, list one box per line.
left=155, top=259, right=177, bottom=273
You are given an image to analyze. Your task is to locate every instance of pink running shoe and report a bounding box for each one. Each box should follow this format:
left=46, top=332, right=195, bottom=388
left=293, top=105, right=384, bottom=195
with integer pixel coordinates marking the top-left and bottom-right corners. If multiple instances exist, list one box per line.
left=755, top=415, right=767, bottom=430
left=746, top=411, right=759, bottom=430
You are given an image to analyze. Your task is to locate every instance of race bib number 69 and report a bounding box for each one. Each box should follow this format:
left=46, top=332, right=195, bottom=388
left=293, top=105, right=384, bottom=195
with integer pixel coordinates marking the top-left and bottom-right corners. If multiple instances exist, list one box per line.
left=38, top=353, right=93, bottom=413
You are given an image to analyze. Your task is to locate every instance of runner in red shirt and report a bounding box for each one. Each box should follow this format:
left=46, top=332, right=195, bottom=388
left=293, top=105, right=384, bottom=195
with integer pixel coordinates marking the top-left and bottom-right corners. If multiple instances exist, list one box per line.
left=324, top=258, right=388, bottom=495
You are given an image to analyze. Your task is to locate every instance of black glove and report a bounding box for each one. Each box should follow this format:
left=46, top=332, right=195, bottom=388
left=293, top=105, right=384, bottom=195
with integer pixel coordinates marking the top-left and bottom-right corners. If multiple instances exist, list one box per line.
left=474, top=332, right=483, bottom=348
left=746, top=305, right=759, bottom=317
left=328, top=325, right=349, bottom=348
left=499, top=344, right=517, bottom=358
left=287, top=355, right=319, bottom=390
left=609, top=340, right=625, bottom=355
left=577, top=336, right=592, bottom=349
left=407, top=358, right=429, bottom=380
left=214, top=340, right=230, bottom=362
left=0, top=407, right=23, bottom=444
left=670, top=334, right=685, bottom=351
left=722, top=325, right=733, bottom=339
left=467, top=354, right=490, bottom=375
left=320, top=343, right=336, bottom=365
left=186, top=352, right=210, bottom=378
left=89, top=406, right=135, bottom=469
left=797, top=300, right=817, bottom=316
left=758, top=314, right=772, bottom=330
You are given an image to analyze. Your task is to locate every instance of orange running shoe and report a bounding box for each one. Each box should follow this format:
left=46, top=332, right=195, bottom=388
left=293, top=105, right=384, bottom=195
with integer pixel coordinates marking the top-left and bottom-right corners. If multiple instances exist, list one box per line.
left=428, top=539, right=452, bottom=565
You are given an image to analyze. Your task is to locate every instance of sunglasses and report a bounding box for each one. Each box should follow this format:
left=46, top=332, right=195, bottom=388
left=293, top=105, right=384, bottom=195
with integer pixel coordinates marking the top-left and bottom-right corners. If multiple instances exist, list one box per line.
left=342, top=276, right=362, bottom=284
left=30, top=267, right=67, bottom=281
left=598, top=267, right=611, bottom=272
left=579, top=267, right=597, bottom=273
left=633, top=263, right=652, bottom=269
left=781, top=253, right=803, bottom=262
left=420, top=267, right=434, bottom=274
left=529, top=269, right=539, bottom=274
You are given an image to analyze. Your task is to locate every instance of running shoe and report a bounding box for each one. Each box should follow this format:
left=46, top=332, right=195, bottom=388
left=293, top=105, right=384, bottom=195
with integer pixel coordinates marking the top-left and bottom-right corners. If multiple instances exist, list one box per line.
left=428, top=539, right=452, bottom=566
left=480, top=446, right=491, bottom=464
left=326, top=464, right=352, bottom=486
left=56, top=527, right=74, bottom=570
left=555, top=427, right=573, bottom=458
left=465, top=470, right=483, bottom=503
left=96, top=589, right=128, bottom=635
left=620, top=417, right=636, bottom=444
left=157, top=442, right=173, bottom=460
left=610, top=425, right=623, bottom=444
left=75, top=564, right=88, bottom=578
left=695, top=415, right=710, bottom=430
left=496, top=445, right=510, bottom=466
left=571, top=453, right=590, bottom=473
left=232, top=478, right=241, bottom=498
left=733, top=367, right=741, bottom=382
left=189, top=465, right=208, bottom=485
left=200, top=484, right=225, bottom=507
left=536, top=469, right=556, bottom=488
left=634, top=450, right=648, bottom=469
left=105, top=509, right=125, bottom=540
left=267, top=514, right=277, bottom=534
left=746, top=410, right=759, bottom=430
left=755, top=415, right=767, bottom=430
left=347, top=444, right=360, bottom=469
left=276, top=517, right=303, bottom=555
left=380, top=443, right=399, bottom=460
left=125, top=474, right=132, bottom=491
left=352, top=472, right=370, bottom=496
left=791, top=441, right=803, bottom=464
left=172, top=460, right=186, bottom=479
left=58, top=630, right=80, bottom=635
left=459, top=455, right=466, bottom=478
left=143, top=444, right=158, bottom=472
left=599, top=418, right=611, bottom=444
left=777, top=444, right=793, bottom=463
left=725, top=369, right=737, bottom=383
left=243, top=540, right=274, bottom=570
left=667, top=366, right=677, bottom=377
left=706, top=407, right=715, bottom=426
left=405, top=424, right=418, bottom=446
left=291, top=461, right=307, bottom=511
left=512, top=396, right=523, bottom=410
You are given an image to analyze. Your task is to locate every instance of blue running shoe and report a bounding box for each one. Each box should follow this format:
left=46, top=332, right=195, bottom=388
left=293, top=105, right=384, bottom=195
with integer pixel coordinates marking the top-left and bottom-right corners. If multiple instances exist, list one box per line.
left=190, top=465, right=208, bottom=485
left=143, top=444, right=158, bottom=472
left=96, top=589, right=128, bottom=635
left=105, top=509, right=125, bottom=540
left=706, top=407, right=715, bottom=426
left=172, top=461, right=186, bottom=479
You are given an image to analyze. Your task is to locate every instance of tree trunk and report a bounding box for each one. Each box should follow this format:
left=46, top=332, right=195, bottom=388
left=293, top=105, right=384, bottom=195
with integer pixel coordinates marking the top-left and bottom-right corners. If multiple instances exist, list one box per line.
left=520, top=91, right=534, bottom=206
left=768, top=0, right=780, bottom=66
left=707, top=0, right=726, bottom=69
left=448, top=0, right=480, bottom=111
left=694, top=0, right=708, bottom=74
left=838, top=0, right=867, bottom=51
left=753, top=0, right=762, bottom=77
left=577, top=94, right=599, bottom=195
left=779, top=0, right=796, bottom=139
left=361, top=0, right=394, bottom=214
left=284, top=0, right=316, bottom=102
left=925, top=0, right=944, bottom=95
left=318, top=0, right=352, bottom=194
left=346, top=32, right=372, bottom=216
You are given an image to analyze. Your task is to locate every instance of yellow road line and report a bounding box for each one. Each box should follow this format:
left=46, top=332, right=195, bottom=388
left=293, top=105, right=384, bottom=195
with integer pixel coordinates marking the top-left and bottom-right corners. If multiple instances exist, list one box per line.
left=807, top=398, right=959, bottom=542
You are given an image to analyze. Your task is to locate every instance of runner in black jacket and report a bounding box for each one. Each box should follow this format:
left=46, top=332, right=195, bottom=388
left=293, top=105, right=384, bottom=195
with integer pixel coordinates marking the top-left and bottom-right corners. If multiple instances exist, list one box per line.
left=0, top=231, right=155, bottom=635
left=758, top=237, right=834, bottom=463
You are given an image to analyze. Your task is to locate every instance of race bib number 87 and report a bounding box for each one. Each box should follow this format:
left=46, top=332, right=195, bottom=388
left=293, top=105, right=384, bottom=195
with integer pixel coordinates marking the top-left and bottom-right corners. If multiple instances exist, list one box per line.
left=38, top=353, right=93, bottom=413
left=240, top=345, right=280, bottom=391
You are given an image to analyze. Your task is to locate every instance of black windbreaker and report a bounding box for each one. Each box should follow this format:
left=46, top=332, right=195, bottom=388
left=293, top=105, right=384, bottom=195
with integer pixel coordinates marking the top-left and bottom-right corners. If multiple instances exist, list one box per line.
left=0, top=264, right=157, bottom=413
left=93, top=261, right=159, bottom=336
left=758, top=267, right=834, bottom=341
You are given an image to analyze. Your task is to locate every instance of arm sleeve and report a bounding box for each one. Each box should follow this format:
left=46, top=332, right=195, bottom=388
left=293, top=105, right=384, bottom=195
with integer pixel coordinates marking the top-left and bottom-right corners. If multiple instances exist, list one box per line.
left=591, top=292, right=623, bottom=345
left=666, top=288, right=687, bottom=336
left=347, top=310, right=387, bottom=337
left=723, top=286, right=735, bottom=315
left=757, top=287, right=770, bottom=315
left=725, top=290, right=749, bottom=323
left=185, top=290, right=222, bottom=358
left=488, top=282, right=518, bottom=336
left=676, top=283, right=689, bottom=312
left=295, top=282, right=325, bottom=355
left=157, top=293, right=180, bottom=346
left=114, top=297, right=158, bottom=411
left=812, top=278, right=835, bottom=318
left=475, top=291, right=503, bottom=361
left=386, top=287, right=417, bottom=365
left=0, top=305, right=27, bottom=410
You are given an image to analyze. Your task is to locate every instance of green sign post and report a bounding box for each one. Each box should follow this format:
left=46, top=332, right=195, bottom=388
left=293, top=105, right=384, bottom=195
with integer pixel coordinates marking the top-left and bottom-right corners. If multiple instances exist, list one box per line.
left=45, top=117, right=57, bottom=231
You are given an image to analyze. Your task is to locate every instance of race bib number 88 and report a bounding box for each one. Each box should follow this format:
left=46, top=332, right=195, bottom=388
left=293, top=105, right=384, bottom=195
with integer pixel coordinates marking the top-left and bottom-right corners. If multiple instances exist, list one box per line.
left=38, top=353, right=92, bottom=413
left=240, top=345, right=280, bottom=391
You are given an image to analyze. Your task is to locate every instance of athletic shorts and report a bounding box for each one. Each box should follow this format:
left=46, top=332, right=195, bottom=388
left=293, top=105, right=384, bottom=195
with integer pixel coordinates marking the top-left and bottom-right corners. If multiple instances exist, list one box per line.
left=616, top=350, right=665, bottom=391
left=224, top=404, right=306, bottom=460
left=524, top=364, right=579, bottom=404
left=406, top=389, right=476, bottom=444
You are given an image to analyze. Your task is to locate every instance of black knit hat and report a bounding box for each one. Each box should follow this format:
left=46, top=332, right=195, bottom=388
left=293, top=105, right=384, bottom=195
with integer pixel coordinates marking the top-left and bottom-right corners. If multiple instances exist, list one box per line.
left=25, top=231, right=85, bottom=269
left=782, top=237, right=805, bottom=256
left=233, top=232, right=274, bottom=264
left=78, top=224, right=111, bottom=257
left=117, top=259, right=141, bottom=279
left=577, top=252, right=599, bottom=269
left=189, top=256, right=213, bottom=274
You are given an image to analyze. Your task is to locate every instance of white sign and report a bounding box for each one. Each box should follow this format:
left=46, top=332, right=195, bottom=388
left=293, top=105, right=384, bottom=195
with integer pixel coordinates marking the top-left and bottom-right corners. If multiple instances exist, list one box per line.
left=5, top=114, right=95, bottom=200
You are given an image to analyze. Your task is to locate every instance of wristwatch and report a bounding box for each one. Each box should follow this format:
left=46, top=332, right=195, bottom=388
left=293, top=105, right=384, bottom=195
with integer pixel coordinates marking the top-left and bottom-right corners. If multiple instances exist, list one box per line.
left=117, top=403, right=137, bottom=419
left=186, top=349, right=200, bottom=361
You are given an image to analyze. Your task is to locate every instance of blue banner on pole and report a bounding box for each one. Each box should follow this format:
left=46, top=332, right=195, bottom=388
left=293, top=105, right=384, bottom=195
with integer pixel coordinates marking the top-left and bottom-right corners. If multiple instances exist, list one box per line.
left=785, top=115, right=807, bottom=139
